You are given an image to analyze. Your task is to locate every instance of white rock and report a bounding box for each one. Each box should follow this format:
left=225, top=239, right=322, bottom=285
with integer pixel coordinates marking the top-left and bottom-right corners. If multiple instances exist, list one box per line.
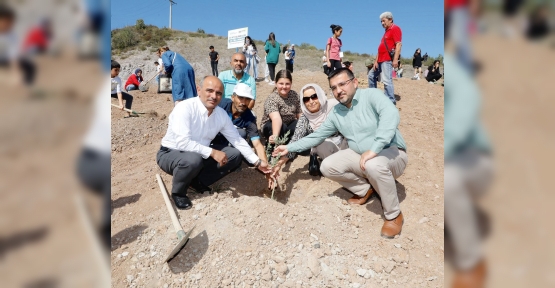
left=310, top=233, right=319, bottom=241
left=307, top=254, right=320, bottom=276
left=356, top=269, right=367, bottom=277
left=195, top=273, right=202, bottom=280
left=394, top=244, right=402, bottom=248
left=435, top=184, right=439, bottom=189
left=151, top=252, right=157, bottom=257
left=351, top=283, right=361, bottom=288
left=126, top=275, right=134, bottom=282
left=122, top=252, right=129, bottom=257
left=279, top=213, right=284, bottom=218
left=364, top=269, right=375, bottom=279
left=418, top=217, right=429, bottom=224
left=193, top=215, right=199, bottom=220
left=427, top=276, right=437, bottom=281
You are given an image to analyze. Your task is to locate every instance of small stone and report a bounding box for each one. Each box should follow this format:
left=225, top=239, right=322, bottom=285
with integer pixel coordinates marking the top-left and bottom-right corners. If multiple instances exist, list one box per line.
left=310, top=233, right=318, bottom=241
left=273, top=256, right=285, bottom=263
left=193, top=215, right=199, bottom=220
left=126, top=275, right=134, bottom=282
left=356, top=268, right=366, bottom=277
left=394, top=244, right=401, bottom=248
left=195, top=273, right=202, bottom=280
left=233, top=198, right=237, bottom=202
left=435, top=184, right=439, bottom=189
left=427, top=276, right=437, bottom=281
left=298, top=244, right=303, bottom=251
left=407, top=236, right=413, bottom=241
left=279, top=213, right=284, bottom=218
left=307, top=254, right=320, bottom=276
left=122, top=252, right=129, bottom=257
left=275, top=263, right=289, bottom=274
left=151, top=252, right=157, bottom=257
left=418, top=217, right=429, bottom=224
left=241, top=270, right=246, bottom=275
left=313, top=242, right=320, bottom=249
left=352, top=283, right=361, bottom=288
left=426, top=254, right=430, bottom=258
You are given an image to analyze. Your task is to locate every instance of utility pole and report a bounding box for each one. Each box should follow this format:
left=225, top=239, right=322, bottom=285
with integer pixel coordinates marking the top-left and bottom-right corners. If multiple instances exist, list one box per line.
left=169, top=0, right=177, bottom=29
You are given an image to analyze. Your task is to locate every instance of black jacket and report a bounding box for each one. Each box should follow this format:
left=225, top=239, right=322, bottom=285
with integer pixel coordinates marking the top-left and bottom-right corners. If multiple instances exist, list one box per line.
left=412, top=53, right=423, bottom=67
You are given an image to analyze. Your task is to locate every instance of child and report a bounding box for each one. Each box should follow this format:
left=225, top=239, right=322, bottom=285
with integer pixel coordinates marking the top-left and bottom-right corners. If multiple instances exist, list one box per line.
left=154, top=61, right=162, bottom=83
left=111, top=60, right=134, bottom=117
left=124, top=68, right=143, bottom=91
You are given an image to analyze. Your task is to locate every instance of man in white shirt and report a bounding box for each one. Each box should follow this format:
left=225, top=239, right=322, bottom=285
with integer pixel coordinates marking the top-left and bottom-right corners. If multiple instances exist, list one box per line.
left=156, top=76, right=271, bottom=210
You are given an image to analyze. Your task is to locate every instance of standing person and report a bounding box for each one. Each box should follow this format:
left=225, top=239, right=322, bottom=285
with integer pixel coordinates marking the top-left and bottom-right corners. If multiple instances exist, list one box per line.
left=156, top=76, right=271, bottom=210
left=260, top=69, right=301, bottom=146
left=110, top=60, right=133, bottom=118
left=368, top=12, right=402, bottom=105
left=325, top=24, right=343, bottom=72
left=124, top=68, right=143, bottom=92
left=425, top=60, right=442, bottom=83
left=283, top=45, right=291, bottom=72
left=218, top=53, right=257, bottom=109
left=263, top=49, right=270, bottom=82
left=264, top=32, right=280, bottom=86
left=322, top=53, right=329, bottom=75
left=273, top=68, right=408, bottom=238
left=289, top=44, right=296, bottom=73
left=242, top=36, right=258, bottom=79
left=343, top=61, right=353, bottom=72
left=395, top=60, right=403, bottom=78
left=412, top=48, right=424, bottom=80
left=154, top=61, right=162, bottom=83
left=158, top=46, right=197, bottom=105
left=208, top=45, right=219, bottom=76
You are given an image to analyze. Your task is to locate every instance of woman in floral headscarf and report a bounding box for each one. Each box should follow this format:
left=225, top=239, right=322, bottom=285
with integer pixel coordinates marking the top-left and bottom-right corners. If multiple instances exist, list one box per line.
left=124, top=68, right=143, bottom=92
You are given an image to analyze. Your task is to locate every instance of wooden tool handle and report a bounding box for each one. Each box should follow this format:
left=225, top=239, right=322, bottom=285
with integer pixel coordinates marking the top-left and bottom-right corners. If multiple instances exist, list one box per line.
left=156, top=174, right=184, bottom=233
left=110, top=103, right=133, bottom=113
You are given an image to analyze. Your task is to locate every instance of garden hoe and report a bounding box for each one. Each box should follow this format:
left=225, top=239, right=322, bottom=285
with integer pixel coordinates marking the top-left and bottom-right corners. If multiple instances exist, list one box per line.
left=156, top=174, right=196, bottom=262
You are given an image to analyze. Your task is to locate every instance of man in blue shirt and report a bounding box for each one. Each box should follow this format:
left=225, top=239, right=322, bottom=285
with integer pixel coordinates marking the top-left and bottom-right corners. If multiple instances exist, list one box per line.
left=211, top=83, right=269, bottom=168
left=218, top=53, right=257, bottom=109
left=289, top=44, right=296, bottom=73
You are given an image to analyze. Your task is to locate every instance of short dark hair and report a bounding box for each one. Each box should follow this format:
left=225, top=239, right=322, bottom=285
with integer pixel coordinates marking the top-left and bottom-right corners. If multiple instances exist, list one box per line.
left=154, top=61, right=158, bottom=65
left=111, top=60, right=121, bottom=70
left=328, top=68, right=354, bottom=81
left=0, top=4, right=15, bottom=20
left=209, top=45, right=214, bottom=49
left=343, top=61, right=352, bottom=68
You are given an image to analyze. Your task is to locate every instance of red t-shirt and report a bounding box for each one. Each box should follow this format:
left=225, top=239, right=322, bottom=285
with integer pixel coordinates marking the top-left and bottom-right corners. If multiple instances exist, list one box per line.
left=377, top=24, right=402, bottom=63
left=22, top=27, right=49, bottom=53
left=125, top=74, right=143, bottom=88
left=445, top=0, right=467, bottom=11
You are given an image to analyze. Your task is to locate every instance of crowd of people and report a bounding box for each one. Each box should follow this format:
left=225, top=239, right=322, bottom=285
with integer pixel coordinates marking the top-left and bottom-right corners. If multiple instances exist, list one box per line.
left=108, top=11, right=453, bottom=239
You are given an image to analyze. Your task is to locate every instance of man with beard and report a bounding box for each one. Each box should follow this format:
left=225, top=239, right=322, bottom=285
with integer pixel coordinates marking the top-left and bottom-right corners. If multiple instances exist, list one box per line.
left=157, top=76, right=270, bottom=210
left=273, top=68, right=408, bottom=238
left=219, top=53, right=257, bottom=109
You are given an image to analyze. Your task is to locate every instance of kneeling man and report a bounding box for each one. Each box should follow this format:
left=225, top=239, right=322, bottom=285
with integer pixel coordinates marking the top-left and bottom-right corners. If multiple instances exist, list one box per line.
left=157, top=76, right=270, bottom=210
left=273, top=68, right=408, bottom=238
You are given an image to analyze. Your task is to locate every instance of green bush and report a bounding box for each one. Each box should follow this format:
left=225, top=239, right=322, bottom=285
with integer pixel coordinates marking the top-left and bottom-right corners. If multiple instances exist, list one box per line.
left=197, top=28, right=205, bottom=34
left=299, top=43, right=317, bottom=50
left=112, top=28, right=139, bottom=50
left=136, top=19, right=146, bottom=30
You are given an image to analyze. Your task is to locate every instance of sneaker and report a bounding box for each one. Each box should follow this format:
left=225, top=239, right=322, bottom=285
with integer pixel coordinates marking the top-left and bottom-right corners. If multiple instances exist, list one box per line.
left=268, top=81, right=275, bottom=86
left=264, top=77, right=269, bottom=83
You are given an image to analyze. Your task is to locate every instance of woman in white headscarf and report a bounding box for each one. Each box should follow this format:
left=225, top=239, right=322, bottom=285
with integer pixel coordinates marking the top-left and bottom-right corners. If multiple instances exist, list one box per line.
left=271, top=83, right=347, bottom=174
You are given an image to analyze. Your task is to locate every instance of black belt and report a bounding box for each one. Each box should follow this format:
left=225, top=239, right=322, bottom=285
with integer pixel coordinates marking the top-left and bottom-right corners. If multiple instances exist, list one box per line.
left=398, top=147, right=406, bottom=153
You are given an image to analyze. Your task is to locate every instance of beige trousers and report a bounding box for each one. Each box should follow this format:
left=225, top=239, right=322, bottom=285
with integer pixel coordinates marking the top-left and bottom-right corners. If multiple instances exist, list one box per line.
left=320, top=146, right=408, bottom=220
left=313, top=138, right=348, bottom=160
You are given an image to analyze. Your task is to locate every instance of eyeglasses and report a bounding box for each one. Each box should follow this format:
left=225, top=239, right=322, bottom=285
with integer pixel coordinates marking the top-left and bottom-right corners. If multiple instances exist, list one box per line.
left=302, top=93, right=318, bottom=103
left=330, top=78, right=354, bottom=93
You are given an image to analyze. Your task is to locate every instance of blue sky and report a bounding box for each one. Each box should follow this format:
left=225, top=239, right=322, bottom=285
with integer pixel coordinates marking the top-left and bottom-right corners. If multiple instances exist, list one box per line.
left=111, top=0, right=444, bottom=58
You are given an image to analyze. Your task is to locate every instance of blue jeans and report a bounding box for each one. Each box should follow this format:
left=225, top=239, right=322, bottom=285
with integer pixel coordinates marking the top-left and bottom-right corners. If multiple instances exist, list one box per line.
left=368, top=61, right=395, bottom=104
left=245, top=55, right=258, bottom=79
left=126, top=84, right=137, bottom=92
left=449, top=7, right=473, bottom=73
left=155, top=74, right=160, bottom=83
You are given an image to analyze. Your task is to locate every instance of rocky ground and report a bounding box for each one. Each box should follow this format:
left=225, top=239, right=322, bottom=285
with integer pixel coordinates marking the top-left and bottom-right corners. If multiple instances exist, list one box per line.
left=111, top=53, right=444, bottom=287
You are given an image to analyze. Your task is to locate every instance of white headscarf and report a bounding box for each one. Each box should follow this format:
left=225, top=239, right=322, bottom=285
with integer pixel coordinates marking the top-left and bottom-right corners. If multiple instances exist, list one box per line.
left=299, top=83, right=338, bottom=130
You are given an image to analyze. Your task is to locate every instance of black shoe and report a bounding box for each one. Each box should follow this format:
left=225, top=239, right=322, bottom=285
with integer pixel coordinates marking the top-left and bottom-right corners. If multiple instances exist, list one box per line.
left=171, top=194, right=192, bottom=210
left=189, top=178, right=211, bottom=194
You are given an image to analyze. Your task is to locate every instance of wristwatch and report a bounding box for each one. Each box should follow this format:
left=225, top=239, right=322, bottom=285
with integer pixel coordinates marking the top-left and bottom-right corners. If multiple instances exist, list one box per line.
left=254, top=159, right=261, bottom=168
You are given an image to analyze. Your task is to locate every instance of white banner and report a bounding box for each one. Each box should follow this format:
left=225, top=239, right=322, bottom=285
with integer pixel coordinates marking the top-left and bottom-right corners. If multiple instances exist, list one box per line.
left=227, top=27, right=248, bottom=49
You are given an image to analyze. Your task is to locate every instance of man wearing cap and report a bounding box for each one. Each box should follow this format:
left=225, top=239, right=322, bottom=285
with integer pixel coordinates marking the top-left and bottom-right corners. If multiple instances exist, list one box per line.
left=211, top=83, right=269, bottom=169
left=219, top=52, right=257, bottom=109
left=368, top=11, right=402, bottom=105
left=156, top=76, right=270, bottom=210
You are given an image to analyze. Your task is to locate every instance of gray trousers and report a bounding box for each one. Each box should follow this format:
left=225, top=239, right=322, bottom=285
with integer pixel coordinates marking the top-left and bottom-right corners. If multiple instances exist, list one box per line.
left=445, top=149, right=493, bottom=269
left=156, top=145, right=242, bottom=196
left=320, top=146, right=408, bottom=220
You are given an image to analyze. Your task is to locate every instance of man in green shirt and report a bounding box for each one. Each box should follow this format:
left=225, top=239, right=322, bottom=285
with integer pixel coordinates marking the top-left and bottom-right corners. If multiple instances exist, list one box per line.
left=218, top=53, right=257, bottom=109
left=273, top=68, right=408, bottom=238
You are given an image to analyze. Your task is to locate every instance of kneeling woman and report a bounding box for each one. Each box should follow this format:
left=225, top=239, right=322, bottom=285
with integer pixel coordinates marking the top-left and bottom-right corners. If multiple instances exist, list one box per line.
left=260, top=69, right=301, bottom=145
left=271, top=83, right=347, bottom=174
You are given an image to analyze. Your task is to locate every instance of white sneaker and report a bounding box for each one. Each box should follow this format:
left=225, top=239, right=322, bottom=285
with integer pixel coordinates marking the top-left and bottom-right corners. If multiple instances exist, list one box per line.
left=264, top=77, right=269, bottom=83
left=268, top=81, right=275, bottom=86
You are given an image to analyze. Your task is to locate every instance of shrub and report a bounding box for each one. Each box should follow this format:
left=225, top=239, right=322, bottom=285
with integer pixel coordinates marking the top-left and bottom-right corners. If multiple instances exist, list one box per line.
left=112, top=28, right=139, bottom=50
left=197, top=28, right=205, bottom=34
left=136, top=19, right=146, bottom=30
